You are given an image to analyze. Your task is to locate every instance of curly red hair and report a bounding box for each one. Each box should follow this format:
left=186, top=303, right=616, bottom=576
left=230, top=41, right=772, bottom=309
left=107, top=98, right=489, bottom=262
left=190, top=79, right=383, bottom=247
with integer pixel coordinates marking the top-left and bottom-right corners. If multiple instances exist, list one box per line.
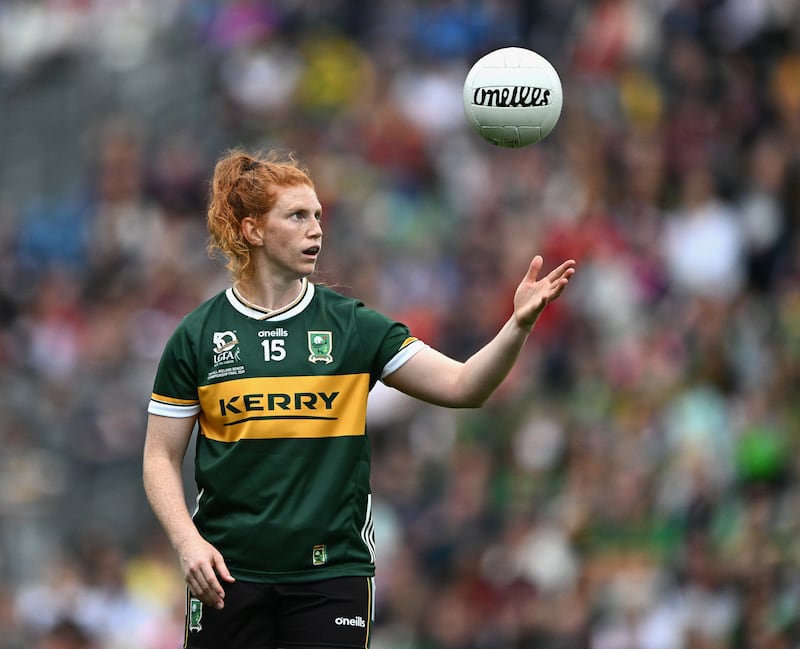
left=206, top=148, right=315, bottom=280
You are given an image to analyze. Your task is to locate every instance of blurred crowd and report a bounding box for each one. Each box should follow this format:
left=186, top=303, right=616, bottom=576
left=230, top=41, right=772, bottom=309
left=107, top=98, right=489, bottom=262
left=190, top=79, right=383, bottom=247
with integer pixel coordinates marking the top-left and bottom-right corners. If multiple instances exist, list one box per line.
left=2, top=0, right=800, bottom=647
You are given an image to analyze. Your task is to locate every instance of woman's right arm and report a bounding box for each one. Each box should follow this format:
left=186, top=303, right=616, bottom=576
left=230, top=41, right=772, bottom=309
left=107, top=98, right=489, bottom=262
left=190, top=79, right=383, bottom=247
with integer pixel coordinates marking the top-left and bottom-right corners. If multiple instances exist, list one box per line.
left=143, top=413, right=235, bottom=609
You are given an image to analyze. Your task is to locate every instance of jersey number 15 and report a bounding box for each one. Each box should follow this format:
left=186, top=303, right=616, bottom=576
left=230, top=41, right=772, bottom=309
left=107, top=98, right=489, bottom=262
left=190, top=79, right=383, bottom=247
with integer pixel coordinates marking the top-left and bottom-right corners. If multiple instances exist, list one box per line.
left=262, top=339, right=286, bottom=361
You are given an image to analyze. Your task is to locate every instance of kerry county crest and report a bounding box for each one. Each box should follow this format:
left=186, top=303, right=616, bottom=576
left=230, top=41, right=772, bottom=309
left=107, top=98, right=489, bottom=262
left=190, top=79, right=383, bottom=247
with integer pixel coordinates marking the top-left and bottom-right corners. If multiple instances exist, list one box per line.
left=189, top=596, right=203, bottom=632
left=307, top=331, right=333, bottom=364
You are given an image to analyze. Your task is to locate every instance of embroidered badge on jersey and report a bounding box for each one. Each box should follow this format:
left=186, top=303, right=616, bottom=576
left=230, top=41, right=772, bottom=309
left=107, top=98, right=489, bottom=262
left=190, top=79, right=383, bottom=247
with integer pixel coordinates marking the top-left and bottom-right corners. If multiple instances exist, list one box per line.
left=213, top=330, right=239, bottom=353
left=209, top=329, right=244, bottom=381
left=313, top=544, right=328, bottom=566
left=308, top=331, right=333, bottom=364
left=189, top=597, right=203, bottom=632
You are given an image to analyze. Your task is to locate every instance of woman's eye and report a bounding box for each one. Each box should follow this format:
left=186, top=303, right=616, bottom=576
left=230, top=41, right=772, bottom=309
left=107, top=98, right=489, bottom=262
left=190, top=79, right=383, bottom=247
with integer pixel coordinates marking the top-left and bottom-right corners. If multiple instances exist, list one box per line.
left=289, top=211, right=321, bottom=222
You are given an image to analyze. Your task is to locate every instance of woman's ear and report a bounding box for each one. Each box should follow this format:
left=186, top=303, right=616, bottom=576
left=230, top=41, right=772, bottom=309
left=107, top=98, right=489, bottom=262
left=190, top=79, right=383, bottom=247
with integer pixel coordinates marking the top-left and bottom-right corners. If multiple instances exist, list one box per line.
left=241, top=216, right=264, bottom=246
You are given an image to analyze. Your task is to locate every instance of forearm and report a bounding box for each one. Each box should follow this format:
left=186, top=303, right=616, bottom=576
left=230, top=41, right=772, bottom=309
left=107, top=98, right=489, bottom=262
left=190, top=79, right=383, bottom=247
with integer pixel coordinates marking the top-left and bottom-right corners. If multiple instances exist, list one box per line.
left=453, top=315, right=532, bottom=406
left=143, top=454, right=202, bottom=552
left=385, top=315, right=533, bottom=408
left=143, top=445, right=235, bottom=608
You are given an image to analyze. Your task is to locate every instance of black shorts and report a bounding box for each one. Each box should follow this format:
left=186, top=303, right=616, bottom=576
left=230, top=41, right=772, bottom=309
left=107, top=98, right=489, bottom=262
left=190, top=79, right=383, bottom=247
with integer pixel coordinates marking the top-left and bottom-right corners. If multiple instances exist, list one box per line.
left=183, top=576, right=374, bottom=649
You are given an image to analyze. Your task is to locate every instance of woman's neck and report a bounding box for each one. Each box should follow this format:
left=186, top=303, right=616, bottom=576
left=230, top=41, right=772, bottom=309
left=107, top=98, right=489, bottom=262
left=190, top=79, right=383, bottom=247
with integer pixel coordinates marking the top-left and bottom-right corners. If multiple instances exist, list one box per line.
left=234, top=277, right=304, bottom=312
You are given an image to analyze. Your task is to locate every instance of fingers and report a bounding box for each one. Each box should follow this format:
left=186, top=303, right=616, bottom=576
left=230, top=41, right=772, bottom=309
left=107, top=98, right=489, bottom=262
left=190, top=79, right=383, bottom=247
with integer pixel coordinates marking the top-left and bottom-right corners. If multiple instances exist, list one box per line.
left=547, top=258, right=577, bottom=282
left=215, top=553, right=236, bottom=583
left=533, top=257, right=576, bottom=305
left=552, top=260, right=576, bottom=290
left=186, top=566, right=224, bottom=609
left=527, top=256, right=576, bottom=282
left=513, top=256, right=577, bottom=328
left=524, top=257, right=576, bottom=293
left=185, top=549, right=235, bottom=609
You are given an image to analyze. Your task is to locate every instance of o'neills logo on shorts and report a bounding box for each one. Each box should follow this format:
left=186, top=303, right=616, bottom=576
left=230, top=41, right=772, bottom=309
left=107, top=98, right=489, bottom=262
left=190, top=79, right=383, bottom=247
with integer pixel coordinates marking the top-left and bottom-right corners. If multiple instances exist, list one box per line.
left=473, top=86, right=551, bottom=107
left=335, top=616, right=366, bottom=627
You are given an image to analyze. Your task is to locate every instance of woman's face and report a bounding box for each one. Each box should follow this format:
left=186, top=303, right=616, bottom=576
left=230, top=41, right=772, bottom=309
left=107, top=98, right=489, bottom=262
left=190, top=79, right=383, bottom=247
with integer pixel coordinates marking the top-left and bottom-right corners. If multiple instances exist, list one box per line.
left=251, top=183, right=323, bottom=282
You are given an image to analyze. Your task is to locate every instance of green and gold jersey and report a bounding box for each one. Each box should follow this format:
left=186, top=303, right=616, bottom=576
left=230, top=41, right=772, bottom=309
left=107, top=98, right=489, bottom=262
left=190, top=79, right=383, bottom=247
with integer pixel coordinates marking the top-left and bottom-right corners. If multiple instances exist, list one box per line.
left=148, top=279, right=426, bottom=583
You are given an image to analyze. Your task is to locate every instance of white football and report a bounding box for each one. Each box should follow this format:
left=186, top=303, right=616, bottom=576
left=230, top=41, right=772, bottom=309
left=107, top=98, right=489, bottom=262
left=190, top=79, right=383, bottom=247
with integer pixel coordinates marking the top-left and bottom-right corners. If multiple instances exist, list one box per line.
left=463, top=47, right=563, bottom=148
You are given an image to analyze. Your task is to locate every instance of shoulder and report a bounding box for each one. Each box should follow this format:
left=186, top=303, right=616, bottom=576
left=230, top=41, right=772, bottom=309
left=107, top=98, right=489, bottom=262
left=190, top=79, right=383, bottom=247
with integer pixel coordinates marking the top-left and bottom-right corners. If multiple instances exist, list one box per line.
left=312, top=284, right=398, bottom=325
left=312, top=283, right=363, bottom=308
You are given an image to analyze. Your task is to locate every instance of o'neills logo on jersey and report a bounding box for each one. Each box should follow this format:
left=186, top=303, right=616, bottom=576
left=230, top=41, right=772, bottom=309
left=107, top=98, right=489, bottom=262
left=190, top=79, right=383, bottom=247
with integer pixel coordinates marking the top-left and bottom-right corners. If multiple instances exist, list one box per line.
left=259, top=327, right=289, bottom=338
left=473, top=85, right=551, bottom=108
left=335, top=616, right=366, bottom=627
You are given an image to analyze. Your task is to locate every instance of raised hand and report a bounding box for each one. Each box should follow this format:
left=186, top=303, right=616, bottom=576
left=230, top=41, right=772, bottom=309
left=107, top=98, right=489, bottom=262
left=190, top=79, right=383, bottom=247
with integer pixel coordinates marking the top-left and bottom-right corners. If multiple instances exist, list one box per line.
left=513, top=255, right=576, bottom=330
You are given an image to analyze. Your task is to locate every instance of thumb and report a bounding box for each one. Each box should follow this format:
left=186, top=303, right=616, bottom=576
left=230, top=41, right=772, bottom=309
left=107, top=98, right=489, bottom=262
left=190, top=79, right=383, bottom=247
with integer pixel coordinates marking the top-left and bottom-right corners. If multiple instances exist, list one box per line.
left=526, top=255, right=544, bottom=281
left=213, top=551, right=236, bottom=583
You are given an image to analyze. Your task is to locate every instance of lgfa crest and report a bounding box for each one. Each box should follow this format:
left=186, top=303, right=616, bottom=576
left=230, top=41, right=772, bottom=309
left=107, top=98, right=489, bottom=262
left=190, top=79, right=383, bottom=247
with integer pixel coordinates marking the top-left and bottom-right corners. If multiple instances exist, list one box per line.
left=307, top=331, right=333, bottom=364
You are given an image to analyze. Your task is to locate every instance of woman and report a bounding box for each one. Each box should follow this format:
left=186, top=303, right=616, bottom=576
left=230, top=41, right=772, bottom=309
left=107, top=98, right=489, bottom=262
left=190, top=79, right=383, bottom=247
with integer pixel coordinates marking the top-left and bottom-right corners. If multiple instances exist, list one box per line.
left=143, top=148, right=576, bottom=649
